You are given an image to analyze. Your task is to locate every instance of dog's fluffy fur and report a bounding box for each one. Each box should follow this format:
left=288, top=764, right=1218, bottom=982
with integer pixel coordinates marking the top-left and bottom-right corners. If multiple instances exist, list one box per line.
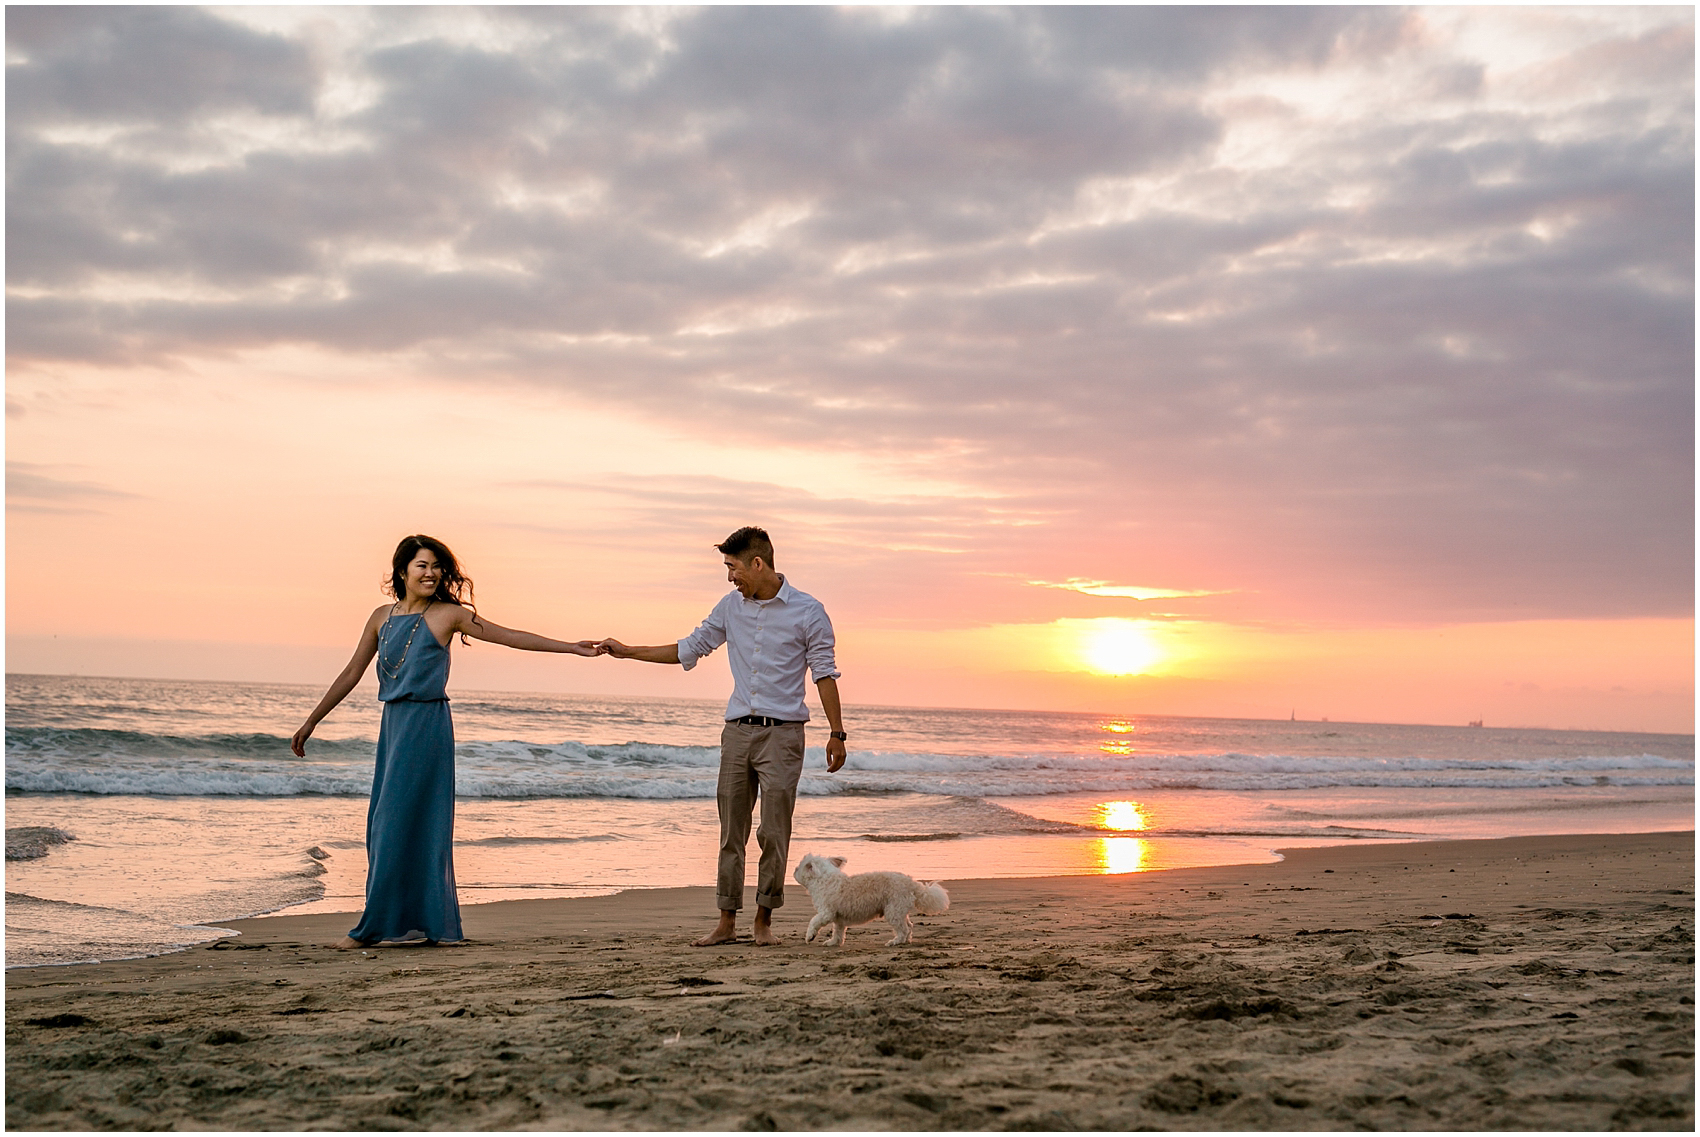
left=792, top=854, right=950, bottom=947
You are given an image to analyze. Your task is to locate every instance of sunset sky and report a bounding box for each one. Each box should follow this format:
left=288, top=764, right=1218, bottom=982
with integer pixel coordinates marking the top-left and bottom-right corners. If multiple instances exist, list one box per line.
left=7, top=6, right=1693, bottom=732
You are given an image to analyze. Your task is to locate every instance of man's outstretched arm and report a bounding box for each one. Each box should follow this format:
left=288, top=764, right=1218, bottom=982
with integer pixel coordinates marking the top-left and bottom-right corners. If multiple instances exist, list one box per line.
left=598, top=639, right=680, bottom=665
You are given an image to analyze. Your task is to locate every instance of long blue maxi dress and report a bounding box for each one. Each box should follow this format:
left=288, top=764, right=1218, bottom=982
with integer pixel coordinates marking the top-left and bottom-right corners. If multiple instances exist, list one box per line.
left=347, top=610, right=463, bottom=944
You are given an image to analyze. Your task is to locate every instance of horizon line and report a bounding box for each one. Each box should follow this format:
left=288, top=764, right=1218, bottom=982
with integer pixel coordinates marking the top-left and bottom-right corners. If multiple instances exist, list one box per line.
left=7, top=670, right=1692, bottom=740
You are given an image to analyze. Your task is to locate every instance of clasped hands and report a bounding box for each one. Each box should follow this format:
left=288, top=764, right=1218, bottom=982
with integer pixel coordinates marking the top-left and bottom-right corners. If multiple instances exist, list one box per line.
left=565, top=639, right=640, bottom=658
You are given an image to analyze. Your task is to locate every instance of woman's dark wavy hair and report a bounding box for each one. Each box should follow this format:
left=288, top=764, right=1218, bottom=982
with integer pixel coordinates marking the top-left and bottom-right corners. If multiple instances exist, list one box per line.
left=386, top=535, right=479, bottom=642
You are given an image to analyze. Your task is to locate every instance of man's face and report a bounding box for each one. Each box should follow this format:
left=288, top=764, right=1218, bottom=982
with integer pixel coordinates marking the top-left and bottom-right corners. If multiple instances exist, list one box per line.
left=725, top=554, right=760, bottom=597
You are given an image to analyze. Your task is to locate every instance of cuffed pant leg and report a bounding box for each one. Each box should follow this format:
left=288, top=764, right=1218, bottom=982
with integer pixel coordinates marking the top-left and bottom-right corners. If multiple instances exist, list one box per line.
left=752, top=723, right=806, bottom=910
left=715, top=724, right=758, bottom=912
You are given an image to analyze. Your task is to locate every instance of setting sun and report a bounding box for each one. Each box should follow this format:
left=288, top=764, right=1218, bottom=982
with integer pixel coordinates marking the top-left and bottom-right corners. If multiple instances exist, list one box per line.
left=1082, top=620, right=1164, bottom=676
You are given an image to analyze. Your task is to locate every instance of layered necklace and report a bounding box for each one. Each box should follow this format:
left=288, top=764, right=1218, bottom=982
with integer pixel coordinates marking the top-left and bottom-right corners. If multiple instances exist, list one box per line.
left=377, top=600, right=434, bottom=681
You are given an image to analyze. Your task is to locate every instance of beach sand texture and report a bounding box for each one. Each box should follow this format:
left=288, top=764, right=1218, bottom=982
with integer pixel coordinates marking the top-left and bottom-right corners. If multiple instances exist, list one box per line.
left=6, top=831, right=1693, bottom=1131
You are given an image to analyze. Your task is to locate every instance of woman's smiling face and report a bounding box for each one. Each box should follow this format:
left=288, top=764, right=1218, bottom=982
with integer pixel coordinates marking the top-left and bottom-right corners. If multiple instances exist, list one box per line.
left=404, top=548, right=441, bottom=602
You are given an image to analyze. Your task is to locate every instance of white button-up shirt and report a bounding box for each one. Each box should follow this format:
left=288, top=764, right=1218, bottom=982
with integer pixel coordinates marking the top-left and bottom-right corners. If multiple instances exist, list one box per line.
left=677, top=576, right=840, bottom=722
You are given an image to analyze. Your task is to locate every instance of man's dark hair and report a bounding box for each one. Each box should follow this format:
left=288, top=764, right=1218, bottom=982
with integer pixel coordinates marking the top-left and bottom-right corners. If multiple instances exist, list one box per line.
left=717, top=526, right=775, bottom=567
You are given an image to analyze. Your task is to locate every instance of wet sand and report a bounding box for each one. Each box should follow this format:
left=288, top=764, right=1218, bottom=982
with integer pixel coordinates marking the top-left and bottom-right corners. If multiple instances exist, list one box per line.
left=6, top=831, right=1693, bottom=1130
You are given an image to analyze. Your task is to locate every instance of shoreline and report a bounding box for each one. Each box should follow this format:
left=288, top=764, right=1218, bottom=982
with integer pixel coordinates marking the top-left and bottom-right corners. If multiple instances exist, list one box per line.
left=16, top=815, right=1692, bottom=969
left=7, top=829, right=1693, bottom=1130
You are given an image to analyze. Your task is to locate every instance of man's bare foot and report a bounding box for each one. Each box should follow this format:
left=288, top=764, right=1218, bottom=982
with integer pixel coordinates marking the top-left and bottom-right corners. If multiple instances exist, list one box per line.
left=331, top=936, right=368, bottom=951
left=692, top=913, right=739, bottom=947
left=752, top=904, right=782, bottom=946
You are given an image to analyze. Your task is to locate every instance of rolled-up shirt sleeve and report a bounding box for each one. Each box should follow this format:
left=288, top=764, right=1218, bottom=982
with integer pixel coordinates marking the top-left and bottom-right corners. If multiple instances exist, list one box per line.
left=804, top=605, right=841, bottom=682
left=677, top=600, right=728, bottom=672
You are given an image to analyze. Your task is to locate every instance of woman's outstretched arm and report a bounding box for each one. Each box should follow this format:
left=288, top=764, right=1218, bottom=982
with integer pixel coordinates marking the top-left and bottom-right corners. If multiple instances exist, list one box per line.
left=291, top=608, right=385, bottom=756
left=448, top=608, right=604, bottom=656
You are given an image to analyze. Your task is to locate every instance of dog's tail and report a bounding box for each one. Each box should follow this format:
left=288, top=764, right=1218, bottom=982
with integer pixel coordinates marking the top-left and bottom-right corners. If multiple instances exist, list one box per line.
left=916, top=881, right=950, bottom=914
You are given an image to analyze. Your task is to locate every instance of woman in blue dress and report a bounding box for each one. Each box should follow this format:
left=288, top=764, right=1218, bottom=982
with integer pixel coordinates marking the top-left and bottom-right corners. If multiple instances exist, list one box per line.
left=291, top=535, right=602, bottom=950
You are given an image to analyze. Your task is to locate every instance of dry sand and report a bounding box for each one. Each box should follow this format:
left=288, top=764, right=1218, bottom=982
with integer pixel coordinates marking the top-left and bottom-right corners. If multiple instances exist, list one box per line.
left=6, top=831, right=1693, bottom=1131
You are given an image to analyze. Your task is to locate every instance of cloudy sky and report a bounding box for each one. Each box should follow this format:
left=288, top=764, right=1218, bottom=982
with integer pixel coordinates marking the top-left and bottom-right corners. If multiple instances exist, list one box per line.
left=7, top=6, right=1693, bottom=730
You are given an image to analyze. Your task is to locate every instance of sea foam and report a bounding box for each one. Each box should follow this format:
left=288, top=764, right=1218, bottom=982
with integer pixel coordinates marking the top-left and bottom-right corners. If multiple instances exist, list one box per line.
left=6, top=725, right=1691, bottom=799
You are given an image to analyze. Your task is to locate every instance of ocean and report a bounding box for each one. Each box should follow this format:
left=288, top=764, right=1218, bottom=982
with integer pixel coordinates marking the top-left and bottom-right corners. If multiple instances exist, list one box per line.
left=5, top=672, right=1692, bottom=968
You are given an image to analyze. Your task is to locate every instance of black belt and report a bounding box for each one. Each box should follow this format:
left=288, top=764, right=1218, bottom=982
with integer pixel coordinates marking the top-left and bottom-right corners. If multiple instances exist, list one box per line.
left=729, top=715, right=803, bottom=728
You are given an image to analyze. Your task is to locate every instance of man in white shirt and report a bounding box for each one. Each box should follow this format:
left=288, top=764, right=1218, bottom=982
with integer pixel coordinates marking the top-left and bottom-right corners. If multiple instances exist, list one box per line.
left=599, top=527, right=847, bottom=946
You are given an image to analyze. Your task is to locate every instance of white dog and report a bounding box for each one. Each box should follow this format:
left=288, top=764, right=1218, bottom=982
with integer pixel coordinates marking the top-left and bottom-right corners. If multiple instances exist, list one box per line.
left=792, top=853, right=950, bottom=947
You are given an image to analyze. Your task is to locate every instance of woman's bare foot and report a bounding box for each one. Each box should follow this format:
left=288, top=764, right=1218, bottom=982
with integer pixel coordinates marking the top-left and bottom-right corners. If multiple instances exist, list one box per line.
left=331, top=936, right=368, bottom=951
left=691, top=912, right=740, bottom=947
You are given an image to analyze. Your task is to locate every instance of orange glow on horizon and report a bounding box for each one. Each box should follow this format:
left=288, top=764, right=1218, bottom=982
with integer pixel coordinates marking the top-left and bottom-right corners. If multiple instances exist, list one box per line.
left=838, top=614, right=1691, bottom=733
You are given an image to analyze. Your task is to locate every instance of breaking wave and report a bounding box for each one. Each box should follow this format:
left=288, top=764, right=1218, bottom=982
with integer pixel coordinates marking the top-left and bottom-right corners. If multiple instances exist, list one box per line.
left=8, top=726, right=1691, bottom=799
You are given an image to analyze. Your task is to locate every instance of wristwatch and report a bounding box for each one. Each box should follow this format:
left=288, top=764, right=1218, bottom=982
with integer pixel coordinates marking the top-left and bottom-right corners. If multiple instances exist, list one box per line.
left=829, top=731, right=848, bottom=742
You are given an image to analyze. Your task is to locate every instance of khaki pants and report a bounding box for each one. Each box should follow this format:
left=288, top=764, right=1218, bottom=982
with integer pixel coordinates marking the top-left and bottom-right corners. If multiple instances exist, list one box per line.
left=715, top=721, right=805, bottom=911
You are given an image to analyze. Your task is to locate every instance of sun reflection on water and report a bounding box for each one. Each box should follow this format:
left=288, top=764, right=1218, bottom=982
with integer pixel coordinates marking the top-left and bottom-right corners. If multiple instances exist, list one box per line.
left=1098, top=718, right=1142, bottom=755
left=1099, top=800, right=1147, bottom=831
left=1098, top=836, right=1147, bottom=874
